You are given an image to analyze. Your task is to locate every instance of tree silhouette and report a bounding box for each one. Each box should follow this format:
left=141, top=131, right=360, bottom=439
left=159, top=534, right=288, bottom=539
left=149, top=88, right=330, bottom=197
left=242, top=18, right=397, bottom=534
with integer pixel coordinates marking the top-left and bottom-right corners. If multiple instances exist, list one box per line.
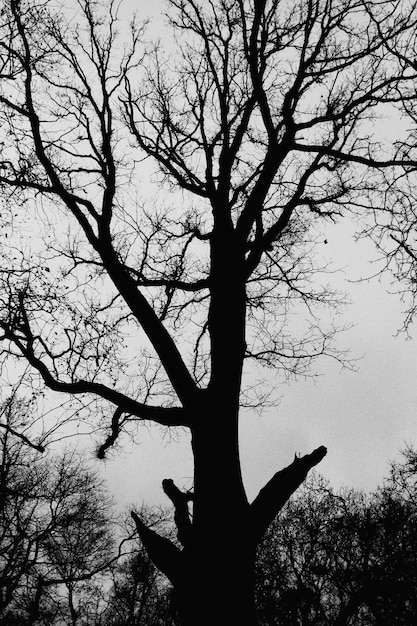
left=1, top=0, right=416, bottom=623
left=0, top=397, right=115, bottom=624
left=102, top=506, right=179, bottom=626
left=256, top=462, right=417, bottom=625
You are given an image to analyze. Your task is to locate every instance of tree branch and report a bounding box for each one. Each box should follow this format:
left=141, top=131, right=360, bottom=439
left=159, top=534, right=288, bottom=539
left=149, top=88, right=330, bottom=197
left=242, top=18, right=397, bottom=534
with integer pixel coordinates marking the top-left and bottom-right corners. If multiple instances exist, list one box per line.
left=250, top=445, right=327, bottom=542
left=131, top=510, right=184, bottom=586
left=92, top=242, right=200, bottom=408
left=162, top=478, right=193, bottom=548
left=0, top=422, right=45, bottom=453
left=0, top=320, right=189, bottom=427
left=390, top=233, right=417, bottom=263
left=294, top=143, right=417, bottom=170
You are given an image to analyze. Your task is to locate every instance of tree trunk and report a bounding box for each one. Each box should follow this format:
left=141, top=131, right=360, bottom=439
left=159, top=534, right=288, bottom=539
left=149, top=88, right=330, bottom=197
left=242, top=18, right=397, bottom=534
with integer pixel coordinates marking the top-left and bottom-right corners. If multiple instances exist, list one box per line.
left=132, top=409, right=327, bottom=626
left=175, top=544, right=258, bottom=626
left=174, top=419, right=258, bottom=626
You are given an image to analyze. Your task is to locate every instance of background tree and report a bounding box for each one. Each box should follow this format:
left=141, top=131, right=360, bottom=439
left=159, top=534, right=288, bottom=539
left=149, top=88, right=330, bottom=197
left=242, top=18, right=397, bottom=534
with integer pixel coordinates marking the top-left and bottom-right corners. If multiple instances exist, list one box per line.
left=1, top=0, right=417, bottom=624
left=0, top=396, right=116, bottom=625
left=353, top=2, right=417, bottom=333
left=102, top=507, right=179, bottom=626
left=256, top=476, right=369, bottom=625
left=256, top=457, right=417, bottom=625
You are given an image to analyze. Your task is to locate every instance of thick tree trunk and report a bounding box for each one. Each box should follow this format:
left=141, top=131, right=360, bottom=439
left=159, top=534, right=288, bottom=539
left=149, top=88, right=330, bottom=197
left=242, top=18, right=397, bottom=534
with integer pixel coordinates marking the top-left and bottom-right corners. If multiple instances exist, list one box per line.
left=175, top=545, right=258, bottom=626
left=134, top=412, right=259, bottom=625
left=174, top=420, right=257, bottom=626
left=132, top=410, right=327, bottom=626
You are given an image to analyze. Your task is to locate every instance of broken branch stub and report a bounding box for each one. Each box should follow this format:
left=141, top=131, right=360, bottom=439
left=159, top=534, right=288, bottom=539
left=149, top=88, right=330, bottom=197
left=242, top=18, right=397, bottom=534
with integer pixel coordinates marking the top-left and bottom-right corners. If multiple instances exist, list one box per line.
left=250, top=445, right=327, bottom=542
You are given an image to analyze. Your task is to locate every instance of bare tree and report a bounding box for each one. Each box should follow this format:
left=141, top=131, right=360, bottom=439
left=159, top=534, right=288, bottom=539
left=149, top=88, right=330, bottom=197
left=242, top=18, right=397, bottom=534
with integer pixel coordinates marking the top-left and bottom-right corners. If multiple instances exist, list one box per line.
left=0, top=0, right=416, bottom=623
left=0, top=397, right=116, bottom=625
left=257, top=466, right=417, bottom=626
left=102, top=507, right=180, bottom=626
left=347, top=1, right=417, bottom=332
